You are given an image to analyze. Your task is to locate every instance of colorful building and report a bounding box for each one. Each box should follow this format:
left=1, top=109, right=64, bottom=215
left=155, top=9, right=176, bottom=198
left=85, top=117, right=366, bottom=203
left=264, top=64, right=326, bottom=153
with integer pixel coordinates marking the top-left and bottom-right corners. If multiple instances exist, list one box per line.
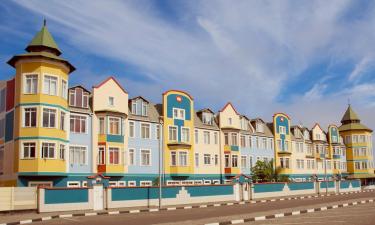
left=0, top=22, right=374, bottom=187
left=339, top=105, right=375, bottom=183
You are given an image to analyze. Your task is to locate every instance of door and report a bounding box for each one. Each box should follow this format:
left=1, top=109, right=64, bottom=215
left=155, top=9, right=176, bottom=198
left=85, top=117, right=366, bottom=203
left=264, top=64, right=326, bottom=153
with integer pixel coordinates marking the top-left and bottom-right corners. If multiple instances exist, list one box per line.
left=93, top=185, right=104, bottom=210
left=243, top=183, right=250, bottom=201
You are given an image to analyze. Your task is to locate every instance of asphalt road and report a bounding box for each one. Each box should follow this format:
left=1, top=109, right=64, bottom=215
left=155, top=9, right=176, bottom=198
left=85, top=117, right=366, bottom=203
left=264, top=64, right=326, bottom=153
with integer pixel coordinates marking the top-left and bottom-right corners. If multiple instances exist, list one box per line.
left=32, top=192, right=375, bottom=225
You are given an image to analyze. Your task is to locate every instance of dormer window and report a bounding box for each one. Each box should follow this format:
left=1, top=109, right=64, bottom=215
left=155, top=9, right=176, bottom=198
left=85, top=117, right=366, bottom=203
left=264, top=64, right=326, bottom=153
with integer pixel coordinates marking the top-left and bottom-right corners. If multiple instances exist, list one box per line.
left=256, top=122, right=264, bottom=133
left=141, top=101, right=148, bottom=116
left=131, top=101, right=137, bottom=114
left=202, top=112, right=213, bottom=125
left=69, top=88, right=89, bottom=108
left=240, top=118, right=247, bottom=130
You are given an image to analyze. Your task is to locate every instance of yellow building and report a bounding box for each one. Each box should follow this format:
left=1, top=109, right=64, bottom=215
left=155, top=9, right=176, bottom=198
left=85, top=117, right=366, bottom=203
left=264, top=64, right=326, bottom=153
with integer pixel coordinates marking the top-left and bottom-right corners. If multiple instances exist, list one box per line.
left=272, top=113, right=292, bottom=176
left=1, top=21, right=75, bottom=187
left=162, top=90, right=194, bottom=184
left=339, top=105, right=374, bottom=183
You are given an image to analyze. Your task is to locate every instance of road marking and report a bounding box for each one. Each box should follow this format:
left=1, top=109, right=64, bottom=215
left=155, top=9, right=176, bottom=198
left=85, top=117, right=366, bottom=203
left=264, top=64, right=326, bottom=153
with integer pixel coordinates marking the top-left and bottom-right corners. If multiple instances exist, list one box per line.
left=255, top=216, right=266, bottom=221
left=108, top=211, right=119, bottom=215
left=167, top=207, right=176, bottom=210
left=41, top=217, right=52, bottom=221
left=84, top=212, right=97, bottom=216
left=130, top=209, right=140, bottom=213
left=292, top=211, right=300, bottom=215
left=231, top=219, right=244, bottom=224
left=59, top=214, right=73, bottom=218
left=149, top=208, right=159, bottom=212
left=275, top=213, right=285, bottom=218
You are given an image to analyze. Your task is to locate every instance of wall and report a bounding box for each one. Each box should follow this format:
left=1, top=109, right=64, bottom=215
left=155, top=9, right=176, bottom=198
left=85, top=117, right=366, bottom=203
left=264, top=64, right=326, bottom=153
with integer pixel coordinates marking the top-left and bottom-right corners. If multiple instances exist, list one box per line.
left=38, top=187, right=93, bottom=212
left=0, top=187, right=37, bottom=211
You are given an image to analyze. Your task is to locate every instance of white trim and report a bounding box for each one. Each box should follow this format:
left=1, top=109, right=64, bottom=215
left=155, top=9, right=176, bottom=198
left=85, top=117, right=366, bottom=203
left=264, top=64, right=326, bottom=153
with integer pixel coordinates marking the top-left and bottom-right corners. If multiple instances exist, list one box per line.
left=67, top=181, right=81, bottom=188
left=178, top=150, right=189, bottom=167
left=20, top=140, right=37, bottom=159
left=61, top=79, right=68, bottom=99
left=128, top=181, right=136, bottom=187
left=168, top=125, right=178, bottom=141
left=139, top=148, right=152, bottom=166
left=139, top=122, right=151, bottom=139
left=69, top=113, right=88, bottom=134
left=40, top=141, right=57, bottom=159
left=128, top=148, right=135, bottom=166
left=109, top=181, right=118, bottom=187
left=107, top=116, right=121, bottom=135
left=107, top=146, right=121, bottom=165
left=181, top=126, right=190, bottom=143
left=22, top=72, right=39, bottom=94
left=21, top=106, right=38, bottom=128
left=40, top=106, right=58, bottom=129
left=69, top=144, right=88, bottom=165
left=140, top=180, right=152, bottom=187
left=42, top=74, right=59, bottom=96
left=128, top=121, right=135, bottom=138
left=172, top=107, right=185, bottom=120
left=118, top=181, right=126, bottom=187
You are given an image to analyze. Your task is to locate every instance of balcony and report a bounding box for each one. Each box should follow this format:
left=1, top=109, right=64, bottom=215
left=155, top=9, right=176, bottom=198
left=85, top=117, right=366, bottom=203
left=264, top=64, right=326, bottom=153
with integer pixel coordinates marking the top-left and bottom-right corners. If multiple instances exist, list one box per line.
left=224, top=167, right=240, bottom=175
left=224, top=145, right=239, bottom=152
left=169, top=166, right=193, bottom=176
left=97, top=164, right=124, bottom=175
left=18, top=159, right=66, bottom=175
left=333, top=154, right=341, bottom=159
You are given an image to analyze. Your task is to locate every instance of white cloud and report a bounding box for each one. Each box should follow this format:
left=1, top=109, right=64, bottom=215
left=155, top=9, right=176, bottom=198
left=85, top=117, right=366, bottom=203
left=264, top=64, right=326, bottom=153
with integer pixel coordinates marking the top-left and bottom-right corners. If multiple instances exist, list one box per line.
left=348, top=55, right=374, bottom=82
left=7, top=0, right=375, bottom=130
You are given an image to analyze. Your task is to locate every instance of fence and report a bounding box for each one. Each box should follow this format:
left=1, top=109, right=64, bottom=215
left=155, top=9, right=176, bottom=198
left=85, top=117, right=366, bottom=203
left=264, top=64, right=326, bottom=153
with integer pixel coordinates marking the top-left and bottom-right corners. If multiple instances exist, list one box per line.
left=0, top=187, right=37, bottom=211
left=9, top=179, right=362, bottom=213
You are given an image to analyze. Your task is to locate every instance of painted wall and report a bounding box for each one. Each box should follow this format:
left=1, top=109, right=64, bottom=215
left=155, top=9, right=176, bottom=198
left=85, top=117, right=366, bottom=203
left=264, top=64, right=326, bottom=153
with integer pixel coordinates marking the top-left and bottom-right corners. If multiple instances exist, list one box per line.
left=273, top=113, right=292, bottom=175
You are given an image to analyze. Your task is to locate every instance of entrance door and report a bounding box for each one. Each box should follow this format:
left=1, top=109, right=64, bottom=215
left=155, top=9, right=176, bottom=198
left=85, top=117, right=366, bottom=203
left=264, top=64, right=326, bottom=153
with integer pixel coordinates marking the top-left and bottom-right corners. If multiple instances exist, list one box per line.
left=93, top=185, right=104, bottom=210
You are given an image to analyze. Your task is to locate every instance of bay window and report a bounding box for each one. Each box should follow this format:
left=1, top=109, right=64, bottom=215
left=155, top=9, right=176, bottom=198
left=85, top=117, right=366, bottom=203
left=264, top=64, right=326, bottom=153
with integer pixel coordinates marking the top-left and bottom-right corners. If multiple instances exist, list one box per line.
left=41, top=143, right=55, bottom=159
left=24, top=107, right=37, bottom=127
left=24, top=74, right=38, bottom=94
left=22, top=142, right=36, bottom=159
left=42, top=108, right=56, bottom=128
left=43, top=75, right=57, bottom=95
left=109, top=117, right=120, bottom=135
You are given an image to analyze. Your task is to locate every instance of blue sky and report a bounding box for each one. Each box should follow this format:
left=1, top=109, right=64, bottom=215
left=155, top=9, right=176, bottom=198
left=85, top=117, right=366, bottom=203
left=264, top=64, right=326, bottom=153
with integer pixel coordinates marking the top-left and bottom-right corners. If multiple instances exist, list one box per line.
left=1, top=0, right=375, bottom=131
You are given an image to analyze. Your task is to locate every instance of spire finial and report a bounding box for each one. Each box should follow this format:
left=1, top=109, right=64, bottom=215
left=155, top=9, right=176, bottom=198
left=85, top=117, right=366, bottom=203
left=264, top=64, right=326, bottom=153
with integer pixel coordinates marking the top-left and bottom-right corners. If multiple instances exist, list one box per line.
left=43, top=18, right=46, bottom=26
left=348, top=98, right=351, bottom=106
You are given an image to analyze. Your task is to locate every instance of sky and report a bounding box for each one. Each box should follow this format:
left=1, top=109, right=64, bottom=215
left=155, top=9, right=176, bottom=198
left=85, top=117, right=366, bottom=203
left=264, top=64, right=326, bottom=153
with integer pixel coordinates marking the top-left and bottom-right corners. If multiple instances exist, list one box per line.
left=0, top=0, right=375, bottom=133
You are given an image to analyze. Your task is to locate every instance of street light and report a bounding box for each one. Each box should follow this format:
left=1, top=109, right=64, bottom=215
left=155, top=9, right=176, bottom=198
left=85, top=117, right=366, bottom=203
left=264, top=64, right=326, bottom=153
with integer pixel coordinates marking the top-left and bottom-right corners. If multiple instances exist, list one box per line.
left=158, top=117, right=164, bottom=209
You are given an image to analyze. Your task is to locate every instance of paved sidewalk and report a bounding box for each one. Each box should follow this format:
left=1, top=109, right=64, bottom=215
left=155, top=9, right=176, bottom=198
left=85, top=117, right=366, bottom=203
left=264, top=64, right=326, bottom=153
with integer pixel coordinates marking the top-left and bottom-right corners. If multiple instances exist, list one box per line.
left=0, top=190, right=372, bottom=225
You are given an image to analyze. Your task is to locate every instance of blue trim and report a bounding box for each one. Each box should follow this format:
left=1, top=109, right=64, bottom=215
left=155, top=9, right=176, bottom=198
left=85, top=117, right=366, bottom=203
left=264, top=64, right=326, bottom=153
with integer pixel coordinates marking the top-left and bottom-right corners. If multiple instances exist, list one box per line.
left=107, top=134, right=124, bottom=143
left=16, top=136, right=69, bottom=143
left=16, top=103, right=69, bottom=112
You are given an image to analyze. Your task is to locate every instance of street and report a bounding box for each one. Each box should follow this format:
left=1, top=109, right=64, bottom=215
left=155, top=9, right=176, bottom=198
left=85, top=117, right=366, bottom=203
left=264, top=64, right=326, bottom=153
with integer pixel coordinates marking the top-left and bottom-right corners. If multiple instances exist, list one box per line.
left=27, top=191, right=375, bottom=225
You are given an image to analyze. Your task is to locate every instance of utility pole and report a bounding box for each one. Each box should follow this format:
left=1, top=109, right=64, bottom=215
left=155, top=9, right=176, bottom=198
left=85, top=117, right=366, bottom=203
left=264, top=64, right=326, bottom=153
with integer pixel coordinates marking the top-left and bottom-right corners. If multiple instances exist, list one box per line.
left=158, top=117, right=164, bottom=209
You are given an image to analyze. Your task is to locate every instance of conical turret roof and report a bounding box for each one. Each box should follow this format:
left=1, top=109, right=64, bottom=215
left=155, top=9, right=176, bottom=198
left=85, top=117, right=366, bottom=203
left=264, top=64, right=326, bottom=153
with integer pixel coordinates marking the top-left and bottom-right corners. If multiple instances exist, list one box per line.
left=25, top=20, right=61, bottom=55
left=340, top=105, right=360, bottom=123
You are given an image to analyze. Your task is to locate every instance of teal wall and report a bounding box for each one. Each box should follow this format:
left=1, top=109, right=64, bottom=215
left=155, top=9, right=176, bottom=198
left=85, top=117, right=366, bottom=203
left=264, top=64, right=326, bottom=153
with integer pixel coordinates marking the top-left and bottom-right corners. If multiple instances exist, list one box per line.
left=185, top=185, right=233, bottom=197
left=45, top=188, right=89, bottom=204
left=351, top=180, right=361, bottom=188
left=254, top=183, right=285, bottom=193
left=112, top=186, right=181, bottom=201
left=320, top=181, right=335, bottom=188
left=340, top=180, right=350, bottom=189
left=288, top=182, right=314, bottom=190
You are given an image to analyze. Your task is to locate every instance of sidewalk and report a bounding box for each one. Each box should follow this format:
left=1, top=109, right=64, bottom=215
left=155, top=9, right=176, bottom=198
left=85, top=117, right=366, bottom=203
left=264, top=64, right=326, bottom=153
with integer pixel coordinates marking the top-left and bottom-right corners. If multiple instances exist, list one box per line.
left=0, top=190, right=372, bottom=224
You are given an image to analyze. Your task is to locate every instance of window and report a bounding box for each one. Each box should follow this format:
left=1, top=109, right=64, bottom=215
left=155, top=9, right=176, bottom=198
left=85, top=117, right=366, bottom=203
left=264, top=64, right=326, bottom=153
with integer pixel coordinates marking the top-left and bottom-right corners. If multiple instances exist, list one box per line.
left=109, top=117, right=120, bottom=135
left=256, top=137, right=260, bottom=149
left=262, top=138, right=267, bottom=149
left=195, top=130, right=199, bottom=144
left=280, top=157, right=290, bottom=169
left=131, top=101, right=137, bottom=114
left=355, top=162, right=361, bottom=170
left=140, top=181, right=152, bottom=187
left=22, top=142, right=36, bottom=159
left=195, top=153, right=199, bottom=167
left=69, top=88, right=89, bottom=108
left=232, top=155, right=238, bottom=167
left=214, top=132, right=218, bottom=144
left=142, top=102, right=148, bottom=116
left=42, top=108, right=56, bottom=128
left=181, top=127, right=190, bottom=142
left=109, top=147, right=120, bottom=164
left=360, top=135, right=366, bottom=143
left=215, top=154, right=218, bottom=165
left=156, top=125, right=160, bottom=139
left=24, top=74, right=38, bottom=94
left=204, top=154, right=211, bottom=165
left=24, top=107, right=37, bottom=127
left=269, top=139, right=273, bottom=150
left=59, top=144, right=65, bottom=160
left=43, top=75, right=57, bottom=95
left=169, top=126, right=177, bottom=141
left=256, top=122, right=264, bottom=133
left=277, top=140, right=282, bottom=150
left=171, top=151, right=177, bottom=166
left=285, top=141, right=289, bottom=151
left=140, top=149, right=151, bottom=166
left=98, top=146, right=105, bottom=165
left=108, top=97, right=114, bottom=106
left=42, top=143, right=55, bottom=159
left=60, top=112, right=66, bottom=130
left=249, top=156, right=253, bottom=168
left=249, top=136, right=253, bottom=148
left=141, top=123, right=150, bottom=139
left=179, top=151, right=188, bottom=166
left=70, top=115, right=86, bottom=133
left=128, top=149, right=135, bottom=165
left=224, top=133, right=229, bottom=145
left=67, top=181, right=81, bottom=188
left=61, top=80, right=68, bottom=99
left=204, top=131, right=210, bottom=144
left=241, top=156, right=247, bottom=168
left=173, top=108, right=185, bottom=120
left=240, top=135, right=246, bottom=147
left=225, top=154, right=230, bottom=167
left=128, top=121, right=135, bottom=137
left=69, top=146, right=87, bottom=165
left=99, top=117, right=105, bottom=134
left=279, top=126, right=286, bottom=134
left=231, top=133, right=238, bottom=146
left=202, top=112, right=213, bottom=125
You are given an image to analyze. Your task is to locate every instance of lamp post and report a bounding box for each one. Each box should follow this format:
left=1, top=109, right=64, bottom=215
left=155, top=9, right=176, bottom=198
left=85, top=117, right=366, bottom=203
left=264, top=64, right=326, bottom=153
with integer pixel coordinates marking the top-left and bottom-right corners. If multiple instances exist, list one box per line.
left=158, top=117, right=164, bottom=209
left=324, top=150, right=328, bottom=195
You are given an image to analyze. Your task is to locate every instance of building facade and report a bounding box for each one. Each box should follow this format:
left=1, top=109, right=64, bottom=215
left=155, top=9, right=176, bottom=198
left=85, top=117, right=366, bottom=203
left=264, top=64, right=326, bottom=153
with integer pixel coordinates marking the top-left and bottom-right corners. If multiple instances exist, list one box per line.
left=0, top=22, right=374, bottom=187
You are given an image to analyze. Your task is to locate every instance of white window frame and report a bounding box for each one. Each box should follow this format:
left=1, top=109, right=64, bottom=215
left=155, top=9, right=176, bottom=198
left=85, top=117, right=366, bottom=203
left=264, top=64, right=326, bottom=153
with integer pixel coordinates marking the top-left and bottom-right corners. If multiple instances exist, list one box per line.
left=140, top=149, right=151, bottom=166
left=128, top=148, right=135, bottom=165
left=170, top=151, right=177, bottom=166
left=23, top=73, right=39, bottom=94
left=21, top=141, right=37, bottom=159
left=41, top=142, right=56, bottom=159
left=28, top=181, right=53, bottom=187
left=181, top=127, right=190, bottom=143
left=23, top=107, right=37, bottom=128
left=204, top=154, right=211, bottom=165
left=172, top=108, right=185, bottom=120
left=128, top=181, right=136, bottom=187
left=41, top=107, right=57, bottom=128
left=131, top=101, right=137, bottom=114
left=43, top=74, right=58, bottom=96
left=108, top=116, right=121, bottom=135
left=140, top=181, right=152, bottom=187
left=69, top=145, right=88, bottom=165
left=204, top=131, right=210, bottom=144
left=108, top=147, right=120, bottom=165
left=168, top=125, right=177, bottom=141
left=67, top=181, right=81, bottom=188
left=70, top=113, right=88, bottom=134
left=179, top=151, right=188, bottom=167
left=129, top=121, right=135, bottom=138
left=140, top=122, right=151, bottom=139
left=61, top=79, right=68, bottom=99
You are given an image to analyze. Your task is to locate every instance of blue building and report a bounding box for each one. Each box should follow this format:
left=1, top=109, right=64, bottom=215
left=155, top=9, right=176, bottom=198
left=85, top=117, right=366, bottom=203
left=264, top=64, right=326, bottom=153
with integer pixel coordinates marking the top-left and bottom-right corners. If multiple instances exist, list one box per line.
left=127, top=96, right=162, bottom=186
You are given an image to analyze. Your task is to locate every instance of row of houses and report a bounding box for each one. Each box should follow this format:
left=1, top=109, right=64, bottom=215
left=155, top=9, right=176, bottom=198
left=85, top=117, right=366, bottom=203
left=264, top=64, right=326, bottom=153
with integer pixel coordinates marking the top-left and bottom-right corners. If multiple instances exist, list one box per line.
left=0, top=23, right=374, bottom=187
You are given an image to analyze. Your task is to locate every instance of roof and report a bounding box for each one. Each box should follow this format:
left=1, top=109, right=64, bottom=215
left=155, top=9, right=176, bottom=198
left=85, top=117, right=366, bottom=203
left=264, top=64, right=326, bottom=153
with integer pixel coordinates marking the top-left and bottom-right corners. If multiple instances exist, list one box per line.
left=128, top=102, right=161, bottom=123
left=194, top=111, right=219, bottom=130
left=69, top=85, right=91, bottom=93
left=339, top=123, right=372, bottom=132
left=7, top=51, right=75, bottom=73
left=25, top=21, right=61, bottom=55
left=162, top=90, right=194, bottom=100
left=129, top=96, right=149, bottom=103
left=196, top=108, right=215, bottom=114
left=250, top=120, right=274, bottom=137
left=93, top=76, right=128, bottom=94
left=219, top=102, right=240, bottom=115
left=341, top=105, right=360, bottom=123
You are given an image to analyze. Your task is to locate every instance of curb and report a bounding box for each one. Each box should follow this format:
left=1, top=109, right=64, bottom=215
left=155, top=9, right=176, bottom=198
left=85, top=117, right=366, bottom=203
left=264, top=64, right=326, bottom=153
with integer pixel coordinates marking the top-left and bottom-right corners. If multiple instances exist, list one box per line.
left=204, top=198, right=375, bottom=225
left=0, top=189, right=373, bottom=225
